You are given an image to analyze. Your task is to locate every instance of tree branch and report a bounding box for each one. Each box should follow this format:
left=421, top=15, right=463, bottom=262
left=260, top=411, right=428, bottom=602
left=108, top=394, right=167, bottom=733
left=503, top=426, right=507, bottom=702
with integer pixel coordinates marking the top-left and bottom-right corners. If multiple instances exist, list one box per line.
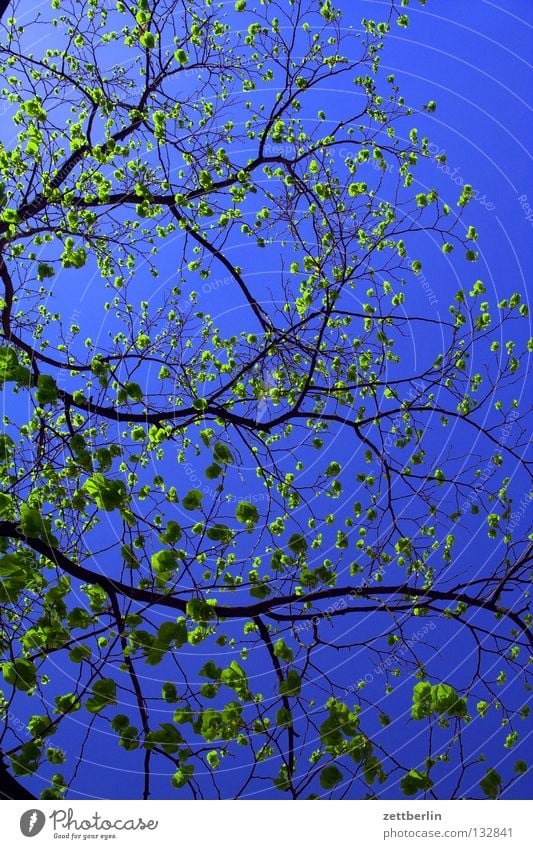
left=0, top=758, right=37, bottom=800
left=0, top=1, right=11, bottom=25
left=0, top=522, right=530, bottom=648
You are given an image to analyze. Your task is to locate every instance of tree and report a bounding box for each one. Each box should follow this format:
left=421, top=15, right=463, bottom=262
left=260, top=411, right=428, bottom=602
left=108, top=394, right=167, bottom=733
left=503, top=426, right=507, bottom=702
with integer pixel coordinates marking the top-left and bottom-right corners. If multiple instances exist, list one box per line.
left=0, top=0, right=531, bottom=801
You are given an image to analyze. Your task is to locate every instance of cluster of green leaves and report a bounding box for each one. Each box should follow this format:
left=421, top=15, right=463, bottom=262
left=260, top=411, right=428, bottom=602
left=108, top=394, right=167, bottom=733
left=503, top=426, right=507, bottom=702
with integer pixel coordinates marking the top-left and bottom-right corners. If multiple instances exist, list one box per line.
left=411, top=682, right=468, bottom=721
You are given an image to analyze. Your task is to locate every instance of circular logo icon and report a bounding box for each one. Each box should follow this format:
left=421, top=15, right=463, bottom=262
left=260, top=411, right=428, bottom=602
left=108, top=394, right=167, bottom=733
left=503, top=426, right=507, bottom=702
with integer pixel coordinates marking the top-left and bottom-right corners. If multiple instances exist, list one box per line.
left=20, top=810, right=46, bottom=838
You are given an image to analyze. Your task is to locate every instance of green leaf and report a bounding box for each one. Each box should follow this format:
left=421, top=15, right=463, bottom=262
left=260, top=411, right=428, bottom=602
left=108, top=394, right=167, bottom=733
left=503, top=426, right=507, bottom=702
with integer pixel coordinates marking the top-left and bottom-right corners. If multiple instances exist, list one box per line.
left=273, top=764, right=291, bottom=792
left=206, top=524, right=233, bottom=543
left=119, top=726, right=139, bottom=751
left=145, top=723, right=183, bottom=754
left=198, top=170, right=213, bottom=189
left=36, top=374, right=59, bottom=405
left=69, top=644, right=91, bottom=663
left=287, top=533, right=308, bottom=555
left=430, top=683, right=465, bottom=716
left=171, top=764, right=194, bottom=787
left=28, top=715, right=54, bottom=737
left=395, top=537, right=412, bottom=557
left=411, top=682, right=432, bottom=719
left=37, top=262, right=55, bottom=281
left=10, top=741, right=41, bottom=776
left=273, top=639, right=294, bottom=663
left=151, top=549, right=179, bottom=575
left=400, top=769, right=434, bottom=796
left=174, top=48, right=189, bottom=65
left=348, top=182, right=367, bottom=197
left=199, top=661, right=222, bottom=680
left=276, top=708, right=293, bottom=727
left=186, top=598, right=216, bottom=623
left=111, top=714, right=130, bottom=733
left=207, top=750, right=220, bottom=768
left=182, top=489, right=203, bottom=510
left=235, top=501, right=259, bottom=525
left=0, top=347, right=32, bottom=388
left=2, top=658, right=37, bottom=692
left=67, top=607, right=92, bottom=630
left=144, top=620, right=187, bottom=665
left=162, top=682, right=178, bottom=703
left=85, top=678, right=117, bottom=713
left=0, top=493, right=13, bottom=518
left=84, top=474, right=127, bottom=511
left=0, top=433, right=14, bottom=462
left=19, top=504, right=57, bottom=545
left=54, top=693, right=81, bottom=714
left=140, top=31, right=156, bottom=49
left=320, top=765, right=343, bottom=790
left=249, top=583, right=271, bottom=599
left=213, top=442, right=234, bottom=465
left=158, top=520, right=182, bottom=544
left=480, top=768, right=502, bottom=800
left=123, top=381, right=143, bottom=402
left=279, top=670, right=301, bottom=697
left=0, top=553, right=25, bottom=577
left=220, top=661, right=251, bottom=700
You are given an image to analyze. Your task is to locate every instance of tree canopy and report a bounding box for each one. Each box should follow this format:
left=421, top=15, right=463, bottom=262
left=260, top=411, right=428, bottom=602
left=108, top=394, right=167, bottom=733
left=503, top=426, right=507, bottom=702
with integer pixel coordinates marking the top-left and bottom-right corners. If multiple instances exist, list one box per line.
left=0, top=0, right=531, bottom=800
